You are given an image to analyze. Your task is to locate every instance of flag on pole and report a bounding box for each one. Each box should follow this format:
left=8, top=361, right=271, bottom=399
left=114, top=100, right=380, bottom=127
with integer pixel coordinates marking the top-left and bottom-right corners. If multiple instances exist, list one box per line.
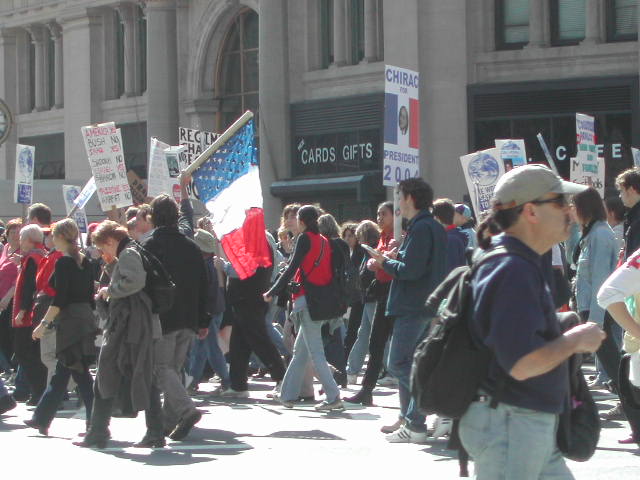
left=191, top=118, right=271, bottom=280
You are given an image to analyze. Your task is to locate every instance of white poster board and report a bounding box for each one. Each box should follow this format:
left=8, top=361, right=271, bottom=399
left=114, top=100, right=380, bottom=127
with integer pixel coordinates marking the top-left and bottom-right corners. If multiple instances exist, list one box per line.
left=164, top=145, right=188, bottom=202
left=570, top=155, right=605, bottom=198
left=495, top=139, right=527, bottom=171
left=178, top=127, right=220, bottom=165
left=73, top=177, right=97, bottom=210
left=460, top=148, right=505, bottom=216
left=383, top=65, right=420, bottom=186
left=62, top=185, right=89, bottom=233
left=576, top=113, right=596, bottom=160
left=14, top=144, right=35, bottom=204
left=81, top=122, right=133, bottom=211
left=147, top=137, right=171, bottom=198
left=632, top=147, right=640, bottom=168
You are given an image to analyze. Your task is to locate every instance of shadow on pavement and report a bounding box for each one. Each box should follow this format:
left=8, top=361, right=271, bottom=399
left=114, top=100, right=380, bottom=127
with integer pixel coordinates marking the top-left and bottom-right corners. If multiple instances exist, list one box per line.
left=420, top=443, right=458, bottom=460
left=264, top=429, right=344, bottom=441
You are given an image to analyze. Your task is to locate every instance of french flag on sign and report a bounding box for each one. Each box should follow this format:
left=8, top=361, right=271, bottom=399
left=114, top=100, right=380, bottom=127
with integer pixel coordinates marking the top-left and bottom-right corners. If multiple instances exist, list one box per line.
left=192, top=119, right=272, bottom=280
left=384, top=92, right=419, bottom=150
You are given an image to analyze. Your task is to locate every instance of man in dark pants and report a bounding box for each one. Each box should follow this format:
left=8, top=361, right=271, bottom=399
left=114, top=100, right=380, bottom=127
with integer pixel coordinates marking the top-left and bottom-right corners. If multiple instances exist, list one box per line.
left=218, top=257, right=286, bottom=397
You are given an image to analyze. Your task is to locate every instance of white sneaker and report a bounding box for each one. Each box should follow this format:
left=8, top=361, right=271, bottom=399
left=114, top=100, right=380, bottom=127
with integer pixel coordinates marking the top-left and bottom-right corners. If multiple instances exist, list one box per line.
left=314, top=398, right=345, bottom=412
left=431, top=416, right=453, bottom=438
left=385, top=425, right=428, bottom=444
left=377, top=375, right=398, bottom=387
left=266, top=382, right=282, bottom=399
left=220, top=388, right=250, bottom=398
left=272, top=393, right=294, bottom=409
left=347, top=374, right=358, bottom=385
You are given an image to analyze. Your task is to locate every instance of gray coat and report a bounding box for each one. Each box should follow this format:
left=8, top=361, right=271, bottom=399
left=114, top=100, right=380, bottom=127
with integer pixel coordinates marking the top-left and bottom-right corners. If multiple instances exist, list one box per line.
left=96, top=245, right=161, bottom=412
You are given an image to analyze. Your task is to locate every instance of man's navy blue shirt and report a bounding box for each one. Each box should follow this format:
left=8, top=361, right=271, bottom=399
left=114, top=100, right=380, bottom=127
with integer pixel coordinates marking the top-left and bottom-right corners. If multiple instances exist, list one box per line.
left=470, top=234, right=569, bottom=414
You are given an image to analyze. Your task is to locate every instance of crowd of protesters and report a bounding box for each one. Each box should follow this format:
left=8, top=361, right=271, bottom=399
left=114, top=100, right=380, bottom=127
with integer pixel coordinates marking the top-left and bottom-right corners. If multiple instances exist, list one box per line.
left=0, top=166, right=639, bottom=478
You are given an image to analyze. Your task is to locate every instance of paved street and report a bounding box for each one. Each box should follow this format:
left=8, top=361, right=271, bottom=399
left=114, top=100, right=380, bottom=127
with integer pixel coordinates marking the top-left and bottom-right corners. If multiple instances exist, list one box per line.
left=1, top=369, right=639, bottom=479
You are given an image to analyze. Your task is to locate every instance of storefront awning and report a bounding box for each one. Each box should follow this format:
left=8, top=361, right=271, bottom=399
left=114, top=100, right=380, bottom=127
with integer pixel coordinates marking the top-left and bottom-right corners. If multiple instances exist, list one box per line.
left=270, top=174, right=384, bottom=202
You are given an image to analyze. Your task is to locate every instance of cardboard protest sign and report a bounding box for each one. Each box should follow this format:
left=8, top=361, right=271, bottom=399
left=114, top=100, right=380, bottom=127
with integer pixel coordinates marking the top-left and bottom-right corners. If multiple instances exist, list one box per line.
left=14, top=144, right=35, bottom=204
left=81, top=123, right=133, bottom=211
left=576, top=113, right=596, bottom=160
left=570, top=155, right=605, bottom=198
left=460, top=148, right=505, bottom=216
left=164, top=145, right=188, bottom=202
left=178, top=127, right=220, bottom=165
left=495, top=139, right=526, bottom=171
left=62, top=185, right=89, bottom=233
left=147, top=137, right=171, bottom=198
left=127, top=170, right=148, bottom=205
left=73, top=177, right=96, bottom=210
left=383, top=65, right=420, bottom=187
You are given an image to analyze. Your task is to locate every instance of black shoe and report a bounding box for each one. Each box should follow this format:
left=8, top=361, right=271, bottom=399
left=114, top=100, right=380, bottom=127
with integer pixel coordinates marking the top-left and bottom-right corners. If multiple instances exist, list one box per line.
left=24, top=418, right=49, bottom=436
left=0, top=395, right=17, bottom=415
left=12, top=391, right=29, bottom=402
left=344, top=390, right=373, bottom=406
left=72, top=431, right=110, bottom=449
left=333, top=370, right=348, bottom=388
left=134, top=435, right=166, bottom=448
left=26, top=396, right=40, bottom=407
left=169, top=409, right=202, bottom=441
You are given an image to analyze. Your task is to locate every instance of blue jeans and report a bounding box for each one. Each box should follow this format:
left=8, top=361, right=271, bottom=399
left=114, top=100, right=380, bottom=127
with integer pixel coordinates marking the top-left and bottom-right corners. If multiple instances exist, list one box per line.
left=32, top=361, right=94, bottom=428
left=346, top=302, right=376, bottom=375
left=387, top=313, right=429, bottom=430
left=249, top=313, right=290, bottom=368
left=460, top=398, right=574, bottom=479
left=188, top=314, right=229, bottom=388
left=280, top=307, right=340, bottom=403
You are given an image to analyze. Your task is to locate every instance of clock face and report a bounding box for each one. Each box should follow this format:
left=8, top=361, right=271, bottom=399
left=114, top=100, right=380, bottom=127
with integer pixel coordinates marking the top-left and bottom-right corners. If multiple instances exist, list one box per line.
left=0, top=99, right=12, bottom=146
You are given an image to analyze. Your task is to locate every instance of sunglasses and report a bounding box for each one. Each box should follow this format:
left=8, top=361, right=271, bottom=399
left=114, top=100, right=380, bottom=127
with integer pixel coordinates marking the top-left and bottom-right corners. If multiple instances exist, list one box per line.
left=530, top=195, right=568, bottom=208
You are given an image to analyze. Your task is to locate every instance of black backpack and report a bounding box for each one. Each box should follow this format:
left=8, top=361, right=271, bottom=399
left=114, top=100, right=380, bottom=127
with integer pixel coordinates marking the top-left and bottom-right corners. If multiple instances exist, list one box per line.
left=329, top=238, right=361, bottom=307
left=410, top=246, right=515, bottom=419
left=129, top=242, right=177, bottom=314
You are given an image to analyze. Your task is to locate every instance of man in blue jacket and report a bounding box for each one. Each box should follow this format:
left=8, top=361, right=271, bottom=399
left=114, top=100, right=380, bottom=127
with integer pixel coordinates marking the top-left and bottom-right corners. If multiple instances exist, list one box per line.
left=369, top=177, right=447, bottom=442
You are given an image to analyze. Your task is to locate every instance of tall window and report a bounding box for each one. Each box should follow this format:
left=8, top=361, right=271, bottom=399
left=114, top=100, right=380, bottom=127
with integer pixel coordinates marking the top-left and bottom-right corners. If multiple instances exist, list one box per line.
left=551, top=0, right=586, bottom=45
left=28, top=33, right=36, bottom=112
left=350, top=0, right=365, bottom=64
left=495, top=0, right=529, bottom=50
left=138, top=6, right=147, bottom=94
left=47, top=33, right=55, bottom=109
left=115, top=10, right=125, bottom=98
left=217, top=9, right=259, bottom=130
left=320, top=0, right=334, bottom=68
left=607, top=0, right=638, bottom=41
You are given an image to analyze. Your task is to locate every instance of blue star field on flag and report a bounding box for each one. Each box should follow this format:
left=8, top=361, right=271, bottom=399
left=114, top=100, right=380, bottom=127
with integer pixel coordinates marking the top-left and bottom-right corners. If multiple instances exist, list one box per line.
left=192, top=119, right=258, bottom=204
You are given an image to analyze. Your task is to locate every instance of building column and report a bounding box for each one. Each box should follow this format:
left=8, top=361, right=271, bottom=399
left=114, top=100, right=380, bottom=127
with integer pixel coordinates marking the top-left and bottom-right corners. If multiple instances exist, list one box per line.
left=526, top=0, right=545, bottom=48
left=25, top=25, right=49, bottom=111
left=259, top=0, right=290, bottom=228
left=116, top=3, right=137, bottom=97
left=582, top=0, right=601, bottom=45
left=0, top=29, right=18, bottom=180
left=146, top=0, right=178, bottom=144
left=59, top=9, right=105, bottom=180
left=332, top=0, right=347, bottom=66
left=48, top=22, right=63, bottom=108
left=363, top=0, right=377, bottom=62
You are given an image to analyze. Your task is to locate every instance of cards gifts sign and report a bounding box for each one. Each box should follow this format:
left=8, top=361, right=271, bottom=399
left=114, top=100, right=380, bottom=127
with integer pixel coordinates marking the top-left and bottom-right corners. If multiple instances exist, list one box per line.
left=81, top=122, right=133, bottom=211
left=460, top=148, right=505, bottom=216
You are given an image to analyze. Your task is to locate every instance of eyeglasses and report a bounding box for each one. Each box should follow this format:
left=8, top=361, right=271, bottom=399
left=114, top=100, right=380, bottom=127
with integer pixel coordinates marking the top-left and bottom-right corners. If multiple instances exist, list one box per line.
left=530, top=195, right=568, bottom=208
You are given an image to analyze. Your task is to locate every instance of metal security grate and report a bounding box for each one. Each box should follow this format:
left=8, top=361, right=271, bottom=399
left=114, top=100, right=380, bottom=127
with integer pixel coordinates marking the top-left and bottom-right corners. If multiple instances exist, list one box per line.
left=292, top=94, right=384, bottom=135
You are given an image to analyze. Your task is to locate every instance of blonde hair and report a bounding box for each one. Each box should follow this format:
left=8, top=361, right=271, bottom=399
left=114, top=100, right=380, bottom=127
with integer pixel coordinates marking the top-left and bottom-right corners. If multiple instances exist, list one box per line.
left=52, top=218, right=83, bottom=267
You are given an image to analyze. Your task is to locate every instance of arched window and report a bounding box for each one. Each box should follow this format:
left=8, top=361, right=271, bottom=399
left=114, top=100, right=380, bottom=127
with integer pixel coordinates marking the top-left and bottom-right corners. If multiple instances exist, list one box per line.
left=217, top=9, right=259, bottom=131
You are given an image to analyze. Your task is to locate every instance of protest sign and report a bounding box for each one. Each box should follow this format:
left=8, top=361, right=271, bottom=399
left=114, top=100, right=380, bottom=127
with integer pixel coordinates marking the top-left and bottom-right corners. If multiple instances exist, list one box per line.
left=147, top=137, right=171, bottom=198
left=576, top=113, right=596, bottom=160
left=178, top=127, right=220, bottom=165
left=383, top=65, right=420, bottom=187
left=570, top=154, right=605, bottom=198
left=73, top=177, right=96, bottom=210
left=495, top=139, right=526, bottom=171
left=164, top=145, right=188, bottom=202
left=14, top=144, right=35, bottom=204
left=81, top=122, right=133, bottom=211
left=632, top=147, right=640, bottom=168
left=127, top=170, right=148, bottom=205
left=62, top=185, right=89, bottom=233
left=460, top=148, right=505, bottom=216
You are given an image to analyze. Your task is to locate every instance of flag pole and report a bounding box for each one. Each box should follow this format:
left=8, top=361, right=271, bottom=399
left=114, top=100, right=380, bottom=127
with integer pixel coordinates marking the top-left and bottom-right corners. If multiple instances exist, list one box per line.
left=184, top=110, right=254, bottom=176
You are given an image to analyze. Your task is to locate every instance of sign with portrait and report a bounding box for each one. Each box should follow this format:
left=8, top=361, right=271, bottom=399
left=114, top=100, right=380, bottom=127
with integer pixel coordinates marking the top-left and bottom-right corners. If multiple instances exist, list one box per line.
left=495, top=139, right=527, bottom=171
left=14, top=144, right=35, bottom=204
left=383, top=65, right=420, bottom=186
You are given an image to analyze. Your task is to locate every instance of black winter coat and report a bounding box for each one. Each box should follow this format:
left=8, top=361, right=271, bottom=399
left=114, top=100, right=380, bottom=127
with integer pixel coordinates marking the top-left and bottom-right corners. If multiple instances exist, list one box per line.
left=143, top=226, right=209, bottom=333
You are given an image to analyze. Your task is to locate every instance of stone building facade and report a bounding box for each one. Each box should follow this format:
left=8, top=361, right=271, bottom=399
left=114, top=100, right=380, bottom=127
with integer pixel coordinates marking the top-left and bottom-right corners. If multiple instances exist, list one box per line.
left=0, top=0, right=638, bottom=225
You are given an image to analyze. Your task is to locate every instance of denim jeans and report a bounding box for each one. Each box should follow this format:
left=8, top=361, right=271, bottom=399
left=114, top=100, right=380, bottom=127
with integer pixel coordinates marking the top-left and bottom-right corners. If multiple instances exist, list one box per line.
left=280, top=307, right=340, bottom=403
left=188, top=313, right=229, bottom=388
left=32, top=361, right=94, bottom=428
left=387, top=313, right=429, bottom=430
left=460, top=398, right=574, bottom=479
left=346, top=302, right=376, bottom=375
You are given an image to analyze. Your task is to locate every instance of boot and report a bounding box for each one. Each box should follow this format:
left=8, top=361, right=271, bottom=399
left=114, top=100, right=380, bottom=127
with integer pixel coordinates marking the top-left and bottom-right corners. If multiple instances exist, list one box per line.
left=75, top=392, right=111, bottom=448
left=344, top=388, right=373, bottom=406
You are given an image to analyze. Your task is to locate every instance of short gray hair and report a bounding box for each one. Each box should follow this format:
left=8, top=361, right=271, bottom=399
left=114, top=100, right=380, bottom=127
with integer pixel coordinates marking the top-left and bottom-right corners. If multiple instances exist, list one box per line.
left=20, top=224, right=43, bottom=244
left=318, top=213, right=340, bottom=239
